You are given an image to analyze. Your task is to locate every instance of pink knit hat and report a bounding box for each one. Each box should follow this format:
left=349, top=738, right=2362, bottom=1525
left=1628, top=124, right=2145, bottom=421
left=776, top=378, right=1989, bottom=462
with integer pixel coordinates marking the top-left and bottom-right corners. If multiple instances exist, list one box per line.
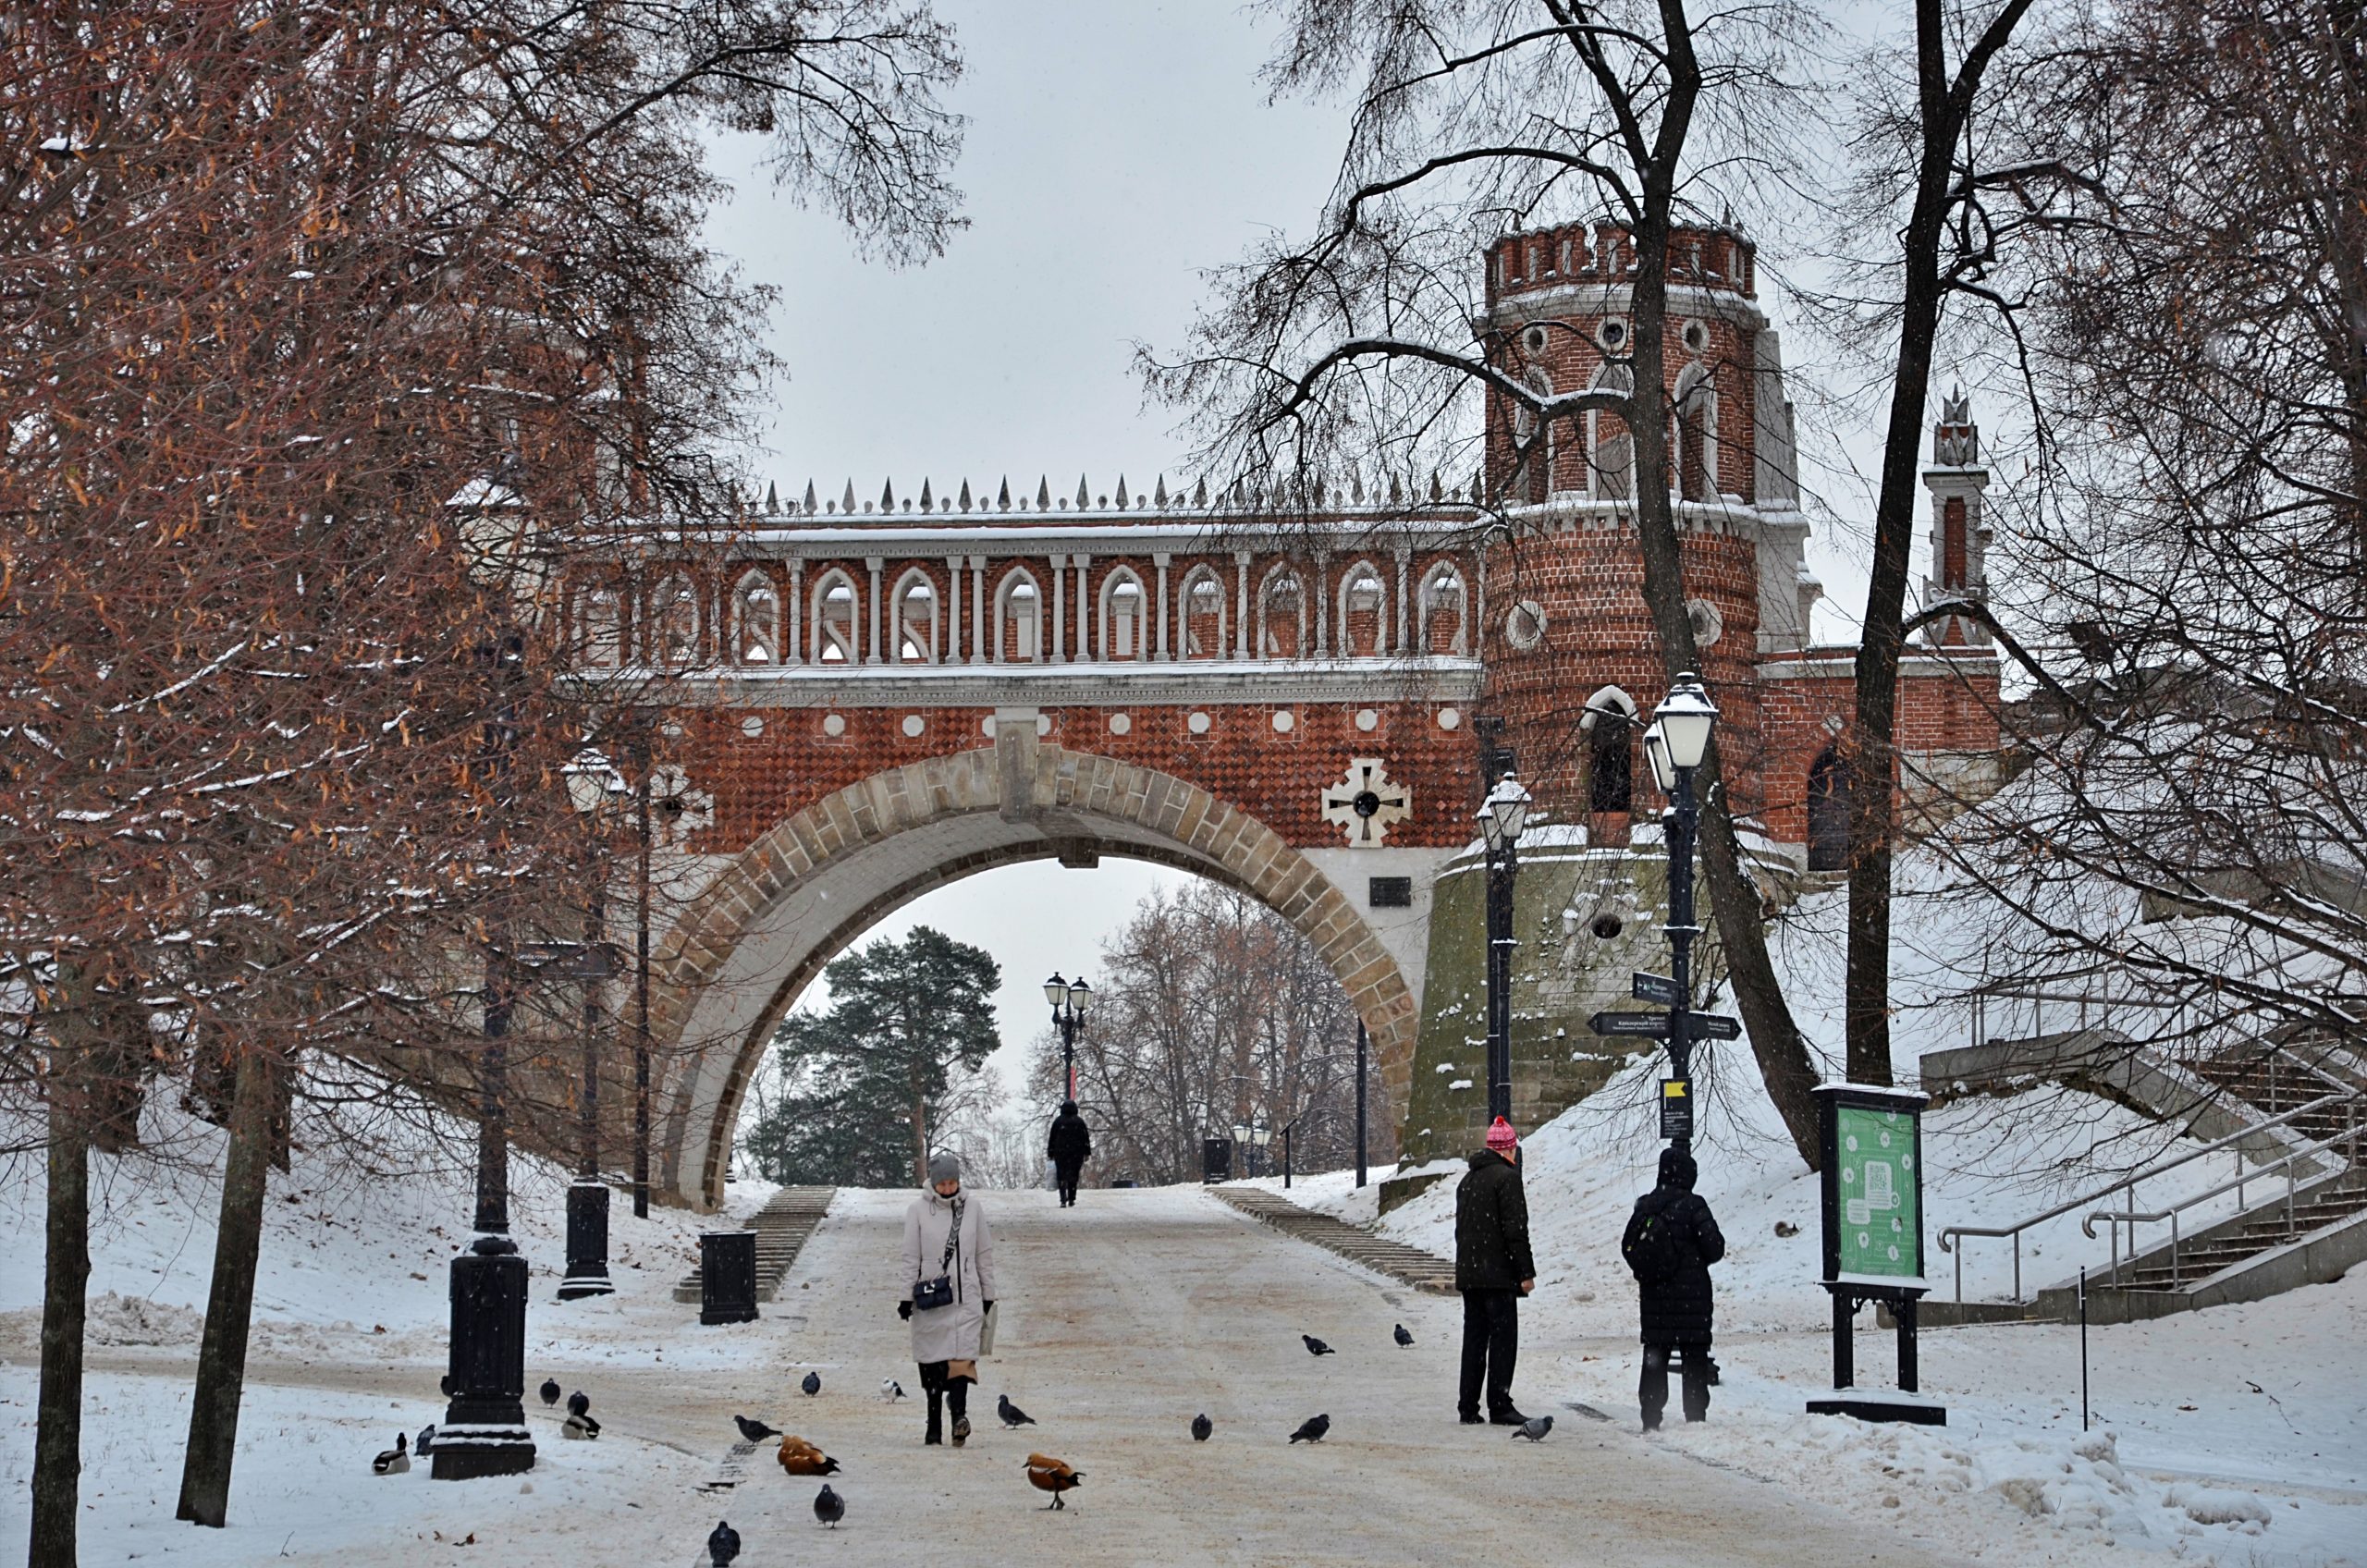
left=1485, top=1117, right=1519, bottom=1153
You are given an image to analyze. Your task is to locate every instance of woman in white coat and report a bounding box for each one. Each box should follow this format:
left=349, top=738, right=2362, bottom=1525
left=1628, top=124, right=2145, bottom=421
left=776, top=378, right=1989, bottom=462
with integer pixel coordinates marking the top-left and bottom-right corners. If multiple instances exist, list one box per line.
left=900, top=1150, right=997, bottom=1446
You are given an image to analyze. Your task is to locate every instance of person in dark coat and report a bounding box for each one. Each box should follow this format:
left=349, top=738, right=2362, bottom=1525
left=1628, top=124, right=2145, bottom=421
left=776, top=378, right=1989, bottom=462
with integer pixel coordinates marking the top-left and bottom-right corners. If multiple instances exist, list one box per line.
left=1453, top=1116, right=1536, bottom=1425
left=1621, top=1146, right=1726, bottom=1428
left=1046, top=1100, right=1092, bottom=1207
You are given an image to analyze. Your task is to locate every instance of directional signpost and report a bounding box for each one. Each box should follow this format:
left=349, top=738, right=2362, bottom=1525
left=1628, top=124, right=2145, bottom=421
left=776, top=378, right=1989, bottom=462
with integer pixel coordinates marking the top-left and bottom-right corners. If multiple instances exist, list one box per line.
left=1632, top=972, right=1681, bottom=1006
left=1594, top=969, right=1741, bottom=1149
left=1589, top=1009, right=1741, bottom=1040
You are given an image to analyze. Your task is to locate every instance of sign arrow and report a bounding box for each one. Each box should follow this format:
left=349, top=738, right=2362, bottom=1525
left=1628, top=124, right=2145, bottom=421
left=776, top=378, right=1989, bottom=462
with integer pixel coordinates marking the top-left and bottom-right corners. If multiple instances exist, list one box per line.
left=1691, top=1013, right=1742, bottom=1041
left=1632, top=972, right=1680, bottom=1006
left=1590, top=1011, right=1672, bottom=1038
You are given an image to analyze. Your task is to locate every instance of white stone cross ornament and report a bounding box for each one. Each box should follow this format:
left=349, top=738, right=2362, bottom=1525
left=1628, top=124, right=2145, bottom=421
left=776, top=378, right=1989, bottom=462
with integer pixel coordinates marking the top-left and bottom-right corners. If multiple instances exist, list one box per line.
left=1322, top=757, right=1411, bottom=848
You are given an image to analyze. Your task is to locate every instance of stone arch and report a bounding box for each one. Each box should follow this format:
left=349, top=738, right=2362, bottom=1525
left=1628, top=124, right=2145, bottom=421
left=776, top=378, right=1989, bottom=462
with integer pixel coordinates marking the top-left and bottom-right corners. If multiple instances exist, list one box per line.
left=643, top=740, right=1423, bottom=1207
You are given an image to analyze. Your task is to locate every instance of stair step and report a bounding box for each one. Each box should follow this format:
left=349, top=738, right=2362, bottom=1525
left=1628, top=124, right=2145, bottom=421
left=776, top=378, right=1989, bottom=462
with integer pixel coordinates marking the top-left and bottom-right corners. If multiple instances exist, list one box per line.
left=671, top=1187, right=837, bottom=1305
left=1208, top=1187, right=1457, bottom=1292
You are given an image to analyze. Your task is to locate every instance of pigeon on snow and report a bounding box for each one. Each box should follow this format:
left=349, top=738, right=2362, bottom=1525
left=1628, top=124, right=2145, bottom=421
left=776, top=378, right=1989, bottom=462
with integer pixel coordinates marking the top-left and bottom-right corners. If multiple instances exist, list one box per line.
left=707, top=1520, right=741, bottom=1566
left=801, top=1369, right=823, bottom=1397
left=566, top=1390, right=591, bottom=1417
left=733, top=1415, right=780, bottom=1443
left=879, top=1378, right=907, bottom=1402
left=1190, top=1413, right=1212, bottom=1442
left=1510, top=1415, right=1555, bottom=1442
left=1301, top=1334, right=1334, bottom=1356
left=372, top=1432, right=410, bottom=1475
left=414, top=1424, right=437, bottom=1457
left=539, top=1378, right=562, bottom=1406
left=997, top=1393, right=1036, bottom=1428
left=1393, top=1323, right=1415, bottom=1348
left=813, top=1482, right=845, bottom=1528
left=1288, top=1414, right=1331, bottom=1443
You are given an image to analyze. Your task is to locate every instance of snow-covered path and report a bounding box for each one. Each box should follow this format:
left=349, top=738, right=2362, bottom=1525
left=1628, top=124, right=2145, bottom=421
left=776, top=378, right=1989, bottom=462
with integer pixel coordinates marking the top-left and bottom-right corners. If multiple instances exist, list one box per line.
left=8, top=1185, right=1996, bottom=1566
left=12, top=1182, right=2354, bottom=1565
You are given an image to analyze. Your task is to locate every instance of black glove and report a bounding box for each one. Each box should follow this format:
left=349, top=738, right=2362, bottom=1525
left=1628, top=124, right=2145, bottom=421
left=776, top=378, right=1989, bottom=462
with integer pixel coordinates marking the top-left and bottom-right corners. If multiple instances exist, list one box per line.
left=982, top=1300, right=995, bottom=1315
left=897, top=1300, right=913, bottom=1321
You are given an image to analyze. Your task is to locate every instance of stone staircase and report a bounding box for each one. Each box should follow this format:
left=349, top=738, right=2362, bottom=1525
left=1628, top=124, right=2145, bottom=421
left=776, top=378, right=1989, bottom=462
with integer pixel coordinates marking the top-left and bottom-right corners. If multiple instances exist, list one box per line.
left=2103, top=1179, right=2367, bottom=1293
left=671, top=1186, right=836, bottom=1305
left=1208, top=1185, right=1458, bottom=1293
left=1921, top=1032, right=2367, bottom=1326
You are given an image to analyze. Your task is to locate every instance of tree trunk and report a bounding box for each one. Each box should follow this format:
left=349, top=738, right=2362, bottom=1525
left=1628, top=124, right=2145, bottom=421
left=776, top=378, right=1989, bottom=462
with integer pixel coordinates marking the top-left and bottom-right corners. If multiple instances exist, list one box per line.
left=1622, top=134, right=1824, bottom=1169
left=1845, top=0, right=2036, bottom=1086
left=176, top=1045, right=280, bottom=1526
left=31, top=1098, right=92, bottom=1568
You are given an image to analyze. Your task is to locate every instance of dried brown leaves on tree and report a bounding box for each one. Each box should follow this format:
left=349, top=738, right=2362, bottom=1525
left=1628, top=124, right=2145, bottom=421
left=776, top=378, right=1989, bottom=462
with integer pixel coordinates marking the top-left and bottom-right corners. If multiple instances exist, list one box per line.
left=4, top=0, right=964, bottom=1550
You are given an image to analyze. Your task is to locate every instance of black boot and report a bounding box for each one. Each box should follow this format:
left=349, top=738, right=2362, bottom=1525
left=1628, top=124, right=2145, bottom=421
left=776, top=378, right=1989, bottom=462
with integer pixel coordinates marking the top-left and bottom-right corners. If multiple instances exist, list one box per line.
left=925, top=1387, right=943, bottom=1446
left=948, top=1379, right=971, bottom=1447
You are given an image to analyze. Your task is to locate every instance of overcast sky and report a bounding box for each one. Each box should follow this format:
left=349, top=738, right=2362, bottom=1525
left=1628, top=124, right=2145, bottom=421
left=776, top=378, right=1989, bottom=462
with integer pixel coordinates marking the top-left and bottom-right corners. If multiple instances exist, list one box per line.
left=700, top=3, right=1920, bottom=1112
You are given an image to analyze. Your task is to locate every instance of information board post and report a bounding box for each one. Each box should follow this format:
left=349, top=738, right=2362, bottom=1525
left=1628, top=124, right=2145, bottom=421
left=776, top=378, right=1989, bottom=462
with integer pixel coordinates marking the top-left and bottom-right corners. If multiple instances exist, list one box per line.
left=1807, top=1083, right=1945, bottom=1426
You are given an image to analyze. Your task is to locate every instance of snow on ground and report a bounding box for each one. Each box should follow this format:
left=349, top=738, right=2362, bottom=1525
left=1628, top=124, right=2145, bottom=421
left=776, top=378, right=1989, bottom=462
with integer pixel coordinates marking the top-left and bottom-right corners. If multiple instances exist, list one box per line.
left=1300, top=1047, right=2367, bottom=1566
left=0, top=1368, right=711, bottom=1568
left=0, top=1091, right=779, bottom=1373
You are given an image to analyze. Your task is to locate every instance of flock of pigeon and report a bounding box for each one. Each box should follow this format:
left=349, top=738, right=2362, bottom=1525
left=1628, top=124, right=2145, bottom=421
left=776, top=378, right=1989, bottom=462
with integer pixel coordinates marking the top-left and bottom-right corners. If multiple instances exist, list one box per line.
left=371, top=1378, right=599, bottom=1476
left=371, top=1315, right=1552, bottom=1562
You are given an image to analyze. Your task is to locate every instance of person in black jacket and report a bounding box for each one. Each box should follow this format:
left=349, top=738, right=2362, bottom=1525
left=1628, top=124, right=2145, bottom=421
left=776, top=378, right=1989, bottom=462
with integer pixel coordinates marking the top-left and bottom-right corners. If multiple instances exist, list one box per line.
left=1621, top=1146, right=1726, bottom=1428
left=1453, top=1117, right=1536, bottom=1425
left=1046, top=1100, right=1092, bottom=1207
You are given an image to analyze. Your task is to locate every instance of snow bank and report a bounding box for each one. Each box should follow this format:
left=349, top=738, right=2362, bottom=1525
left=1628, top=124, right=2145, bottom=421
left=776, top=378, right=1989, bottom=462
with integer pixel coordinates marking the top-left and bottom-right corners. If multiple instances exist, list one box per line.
left=0, top=1081, right=777, bottom=1369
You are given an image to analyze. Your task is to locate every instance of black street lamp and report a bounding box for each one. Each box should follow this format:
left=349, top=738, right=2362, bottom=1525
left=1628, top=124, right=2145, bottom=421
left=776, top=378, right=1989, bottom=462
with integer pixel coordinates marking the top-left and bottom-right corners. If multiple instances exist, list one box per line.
left=433, top=953, right=538, bottom=1479
left=628, top=731, right=654, bottom=1220
left=1043, top=972, right=1091, bottom=1101
left=437, top=631, right=535, bottom=1480
left=1642, top=673, right=1720, bottom=1151
left=1476, top=771, right=1533, bottom=1123
left=558, top=749, right=627, bottom=1301
left=1354, top=1019, right=1369, bottom=1189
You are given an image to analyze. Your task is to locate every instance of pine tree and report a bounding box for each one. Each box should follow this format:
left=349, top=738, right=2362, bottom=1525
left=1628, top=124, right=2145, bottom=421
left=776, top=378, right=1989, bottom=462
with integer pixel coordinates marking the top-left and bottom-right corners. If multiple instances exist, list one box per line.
left=744, top=927, right=1000, bottom=1185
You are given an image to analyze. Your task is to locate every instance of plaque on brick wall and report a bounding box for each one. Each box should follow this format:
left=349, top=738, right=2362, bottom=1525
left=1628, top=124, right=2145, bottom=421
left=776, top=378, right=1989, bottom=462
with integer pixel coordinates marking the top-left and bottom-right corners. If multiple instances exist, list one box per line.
left=1368, top=876, right=1413, bottom=908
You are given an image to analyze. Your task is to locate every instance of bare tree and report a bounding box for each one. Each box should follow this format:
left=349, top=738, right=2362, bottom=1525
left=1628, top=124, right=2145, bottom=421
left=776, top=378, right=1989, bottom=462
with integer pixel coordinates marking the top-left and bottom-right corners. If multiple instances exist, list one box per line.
left=1031, top=882, right=1379, bottom=1184
left=1915, top=0, right=2367, bottom=1070
left=2, top=0, right=966, bottom=1548
left=1145, top=0, right=1829, bottom=1161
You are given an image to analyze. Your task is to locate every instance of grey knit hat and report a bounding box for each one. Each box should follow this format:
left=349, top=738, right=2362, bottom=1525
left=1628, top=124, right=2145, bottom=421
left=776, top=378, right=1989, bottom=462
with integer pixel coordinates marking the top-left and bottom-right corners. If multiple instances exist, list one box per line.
left=926, top=1150, right=961, bottom=1184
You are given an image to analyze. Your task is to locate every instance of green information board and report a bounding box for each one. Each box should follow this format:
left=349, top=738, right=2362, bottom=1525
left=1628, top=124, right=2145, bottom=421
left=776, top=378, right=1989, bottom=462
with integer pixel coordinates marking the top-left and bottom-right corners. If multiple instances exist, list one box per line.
left=1833, top=1103, right=1920, bottom=1280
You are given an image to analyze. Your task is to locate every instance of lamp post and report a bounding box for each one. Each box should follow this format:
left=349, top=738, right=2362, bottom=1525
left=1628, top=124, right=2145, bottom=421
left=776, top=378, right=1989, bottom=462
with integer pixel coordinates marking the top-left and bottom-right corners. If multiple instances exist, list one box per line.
left=1043, top=972, right=1092, bottom=1101
left=1643, top=673, right=1719, bottom=1150
left=437, top=631, right=533, bottom=1480
left=558, top=750, right=625, bottom=1300
left=1477, top=771, right=1533, bottom=1123
left=1354, top=1019, right=1369, bottom=1189
left=628, top=730, right=654, bottom=1220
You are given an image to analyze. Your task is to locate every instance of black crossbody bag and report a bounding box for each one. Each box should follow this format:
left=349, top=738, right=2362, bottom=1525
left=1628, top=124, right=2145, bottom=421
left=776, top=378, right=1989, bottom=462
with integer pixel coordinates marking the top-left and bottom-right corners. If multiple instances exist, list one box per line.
left=913, top=1196, right=963, bottom=1312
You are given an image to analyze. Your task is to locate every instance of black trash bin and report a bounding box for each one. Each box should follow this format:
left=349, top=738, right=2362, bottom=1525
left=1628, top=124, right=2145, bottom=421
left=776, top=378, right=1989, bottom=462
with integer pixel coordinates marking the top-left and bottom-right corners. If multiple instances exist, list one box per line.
left=1202, top=1137, right=1233, bottom=1184
left=699, top=1230, right=759, bottom=1325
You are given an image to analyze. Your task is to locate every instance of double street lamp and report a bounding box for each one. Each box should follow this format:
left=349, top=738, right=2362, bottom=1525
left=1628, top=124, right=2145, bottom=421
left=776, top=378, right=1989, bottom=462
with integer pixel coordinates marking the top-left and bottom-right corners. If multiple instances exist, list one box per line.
left=1044, top=972, right=1092, bottom=1101
left=1642, top=673, right=1719, bottom=1146
left=1476, top=771, right=1533, bottom=1123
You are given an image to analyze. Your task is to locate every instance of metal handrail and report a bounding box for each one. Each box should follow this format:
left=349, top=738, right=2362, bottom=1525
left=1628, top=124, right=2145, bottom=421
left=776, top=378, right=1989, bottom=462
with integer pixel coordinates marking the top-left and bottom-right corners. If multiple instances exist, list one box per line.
left=1935, top=1086, right=2360, bottom=1303
left=2083, top=1125, right=2361, bottom=1292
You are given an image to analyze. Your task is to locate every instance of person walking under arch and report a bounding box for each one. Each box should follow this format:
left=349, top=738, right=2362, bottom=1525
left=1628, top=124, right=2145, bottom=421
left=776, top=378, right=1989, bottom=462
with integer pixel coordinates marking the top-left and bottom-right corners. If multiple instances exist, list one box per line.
left=1453, top=1116, right=1535, bottom=1425
left=1047, top=1099, right=1092, bottom=1207
left=899, top=1151, right=997, bottom=1447
left=1622, top=1146, right=1725, bottom=1429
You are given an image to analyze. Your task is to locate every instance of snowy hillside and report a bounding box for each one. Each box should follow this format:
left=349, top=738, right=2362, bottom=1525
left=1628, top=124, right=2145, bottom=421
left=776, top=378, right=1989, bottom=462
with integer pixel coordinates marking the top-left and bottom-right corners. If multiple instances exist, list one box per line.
left=0, top=1090, right=775, bottom=1366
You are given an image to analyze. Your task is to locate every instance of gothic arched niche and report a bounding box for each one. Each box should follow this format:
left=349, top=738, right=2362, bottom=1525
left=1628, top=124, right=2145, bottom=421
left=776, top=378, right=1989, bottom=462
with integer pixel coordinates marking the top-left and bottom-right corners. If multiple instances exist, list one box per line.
left=1808, top=745, right=1854, bottom=872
